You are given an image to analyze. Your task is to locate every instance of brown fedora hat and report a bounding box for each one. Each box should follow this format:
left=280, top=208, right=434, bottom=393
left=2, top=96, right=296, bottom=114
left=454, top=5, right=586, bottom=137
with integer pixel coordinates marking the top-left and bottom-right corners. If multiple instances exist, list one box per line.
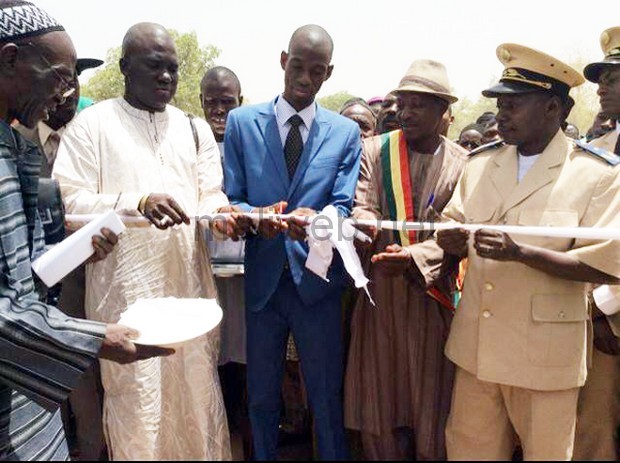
left=392, top=59, right=458, bottom=104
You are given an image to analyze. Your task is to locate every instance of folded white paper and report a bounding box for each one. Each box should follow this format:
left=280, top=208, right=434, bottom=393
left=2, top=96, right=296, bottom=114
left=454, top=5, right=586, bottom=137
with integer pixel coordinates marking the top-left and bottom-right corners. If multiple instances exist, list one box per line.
left=593, top=285, right=620, bottom=316
left=32, top=210, right=126, bottom=287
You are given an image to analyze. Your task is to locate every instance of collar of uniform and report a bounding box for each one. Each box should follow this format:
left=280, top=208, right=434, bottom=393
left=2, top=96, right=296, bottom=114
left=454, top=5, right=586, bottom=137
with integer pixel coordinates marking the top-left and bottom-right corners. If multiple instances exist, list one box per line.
left=274, top=95, right=315, bottom=131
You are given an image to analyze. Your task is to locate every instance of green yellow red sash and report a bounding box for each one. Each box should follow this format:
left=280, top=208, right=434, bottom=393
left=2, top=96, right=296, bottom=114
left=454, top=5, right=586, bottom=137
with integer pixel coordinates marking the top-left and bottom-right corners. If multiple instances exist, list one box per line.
left=380, top=130, right=417, bottom=246
left=381, top=129, right=458, bottom=312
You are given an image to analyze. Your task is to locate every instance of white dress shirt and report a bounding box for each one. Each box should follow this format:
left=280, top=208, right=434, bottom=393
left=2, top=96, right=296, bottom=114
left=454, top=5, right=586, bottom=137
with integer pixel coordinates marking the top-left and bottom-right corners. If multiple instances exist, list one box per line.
left=517, top=152, right=541, bottom=183
left=274, top=95, right=316, bottom=146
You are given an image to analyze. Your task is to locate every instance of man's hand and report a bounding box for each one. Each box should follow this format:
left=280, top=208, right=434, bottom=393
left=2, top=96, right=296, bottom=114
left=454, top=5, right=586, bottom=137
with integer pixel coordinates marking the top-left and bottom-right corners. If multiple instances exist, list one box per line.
left=86, top=227, right=119, bottom=264
left=473, top=229, right=521, bottom=261
left=437, top=228, right=469, bottom=258
left=213, top=205, right=252, bottom=241
left=370, top=243, right=412, bottom=277
left=351, top=211, right=379, bottom=248
left=99, top=324, right=175, bottom=364
left=286, top=207, right=316, bottom=241
left=142, top=193, right=190, bottom=230
left=253, top=201, right=288, bottom=239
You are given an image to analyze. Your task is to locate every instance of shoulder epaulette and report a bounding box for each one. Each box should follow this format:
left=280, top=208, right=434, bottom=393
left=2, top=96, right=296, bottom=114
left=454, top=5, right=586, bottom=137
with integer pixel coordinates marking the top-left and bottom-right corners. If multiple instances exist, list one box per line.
left=586, top=124, right=615, bottom=142
left=573, top=138, right=620, bottom=166
left=468, top=139, right=505, bottom=156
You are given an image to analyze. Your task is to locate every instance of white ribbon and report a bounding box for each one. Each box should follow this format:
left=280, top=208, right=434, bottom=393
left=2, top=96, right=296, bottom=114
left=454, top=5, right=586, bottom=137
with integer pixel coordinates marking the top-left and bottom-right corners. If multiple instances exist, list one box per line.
left=64, top=213, right=620, bottom=309
left=64, top=213, right=620, bottom=242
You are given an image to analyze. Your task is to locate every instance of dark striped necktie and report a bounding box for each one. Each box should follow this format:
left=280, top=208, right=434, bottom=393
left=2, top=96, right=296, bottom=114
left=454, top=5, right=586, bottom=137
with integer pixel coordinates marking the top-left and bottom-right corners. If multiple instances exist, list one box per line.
left=284, top=115, right=304, bottom=179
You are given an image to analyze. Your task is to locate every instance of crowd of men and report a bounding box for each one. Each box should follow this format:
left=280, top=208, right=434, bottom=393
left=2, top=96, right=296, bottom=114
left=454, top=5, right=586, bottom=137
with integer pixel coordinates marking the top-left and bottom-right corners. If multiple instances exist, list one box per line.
left=1, top=1, right=620, bottom=461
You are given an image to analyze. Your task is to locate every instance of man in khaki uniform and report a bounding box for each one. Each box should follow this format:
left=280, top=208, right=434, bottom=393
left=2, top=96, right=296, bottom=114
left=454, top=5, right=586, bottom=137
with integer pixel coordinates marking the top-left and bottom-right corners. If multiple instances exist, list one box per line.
left=436, top=44, right=620, bottom=460
left=572, top=27, right=620, bottom=460
left=583, top=27, right=620, bottom=156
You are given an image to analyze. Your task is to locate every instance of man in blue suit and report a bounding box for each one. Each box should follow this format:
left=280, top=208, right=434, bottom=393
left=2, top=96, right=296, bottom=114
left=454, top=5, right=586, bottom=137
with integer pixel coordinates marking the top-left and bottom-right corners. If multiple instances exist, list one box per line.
left=224, top=24, right=362, bottom=460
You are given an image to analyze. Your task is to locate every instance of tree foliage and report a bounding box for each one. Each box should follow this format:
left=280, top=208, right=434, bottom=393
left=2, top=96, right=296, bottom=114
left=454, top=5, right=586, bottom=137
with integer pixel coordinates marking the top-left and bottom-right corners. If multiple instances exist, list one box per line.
left=449, top=96, right=498, bottom=140
left=318, top=91, right=358, bottom=112
left=565, top=57, right=599, bottom=138
left=81, top=30, right=220, bottom=116
left=80, top=46, right=124, bottom=105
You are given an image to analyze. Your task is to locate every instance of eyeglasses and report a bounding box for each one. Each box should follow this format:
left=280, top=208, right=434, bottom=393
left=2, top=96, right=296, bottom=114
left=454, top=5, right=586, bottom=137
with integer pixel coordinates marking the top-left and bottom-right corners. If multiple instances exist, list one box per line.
left=21, top=42, right=76, bottom=104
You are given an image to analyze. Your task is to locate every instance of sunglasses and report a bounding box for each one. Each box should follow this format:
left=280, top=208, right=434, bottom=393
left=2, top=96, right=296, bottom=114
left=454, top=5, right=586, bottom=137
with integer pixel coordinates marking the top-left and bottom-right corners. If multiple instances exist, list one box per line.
left=21, top=42, right=76, bottom=105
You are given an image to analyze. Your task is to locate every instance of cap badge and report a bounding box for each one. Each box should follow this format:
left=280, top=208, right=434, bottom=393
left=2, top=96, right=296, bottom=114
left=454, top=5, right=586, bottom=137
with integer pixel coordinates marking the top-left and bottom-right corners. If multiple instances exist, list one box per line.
left=502, top=68, right=552, bottom=90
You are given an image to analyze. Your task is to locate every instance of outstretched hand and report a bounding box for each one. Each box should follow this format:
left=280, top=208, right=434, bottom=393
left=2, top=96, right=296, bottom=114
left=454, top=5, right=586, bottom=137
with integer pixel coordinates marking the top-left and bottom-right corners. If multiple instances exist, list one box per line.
left=371, top=243, right=412, bottom=277
left=99, top=324, right=175, bottom=364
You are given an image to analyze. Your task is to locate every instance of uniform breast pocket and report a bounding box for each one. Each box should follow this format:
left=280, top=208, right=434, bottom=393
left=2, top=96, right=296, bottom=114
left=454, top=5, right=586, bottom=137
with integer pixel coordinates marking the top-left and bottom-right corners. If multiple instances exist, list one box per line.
left=527, top=293, right=588, bottom=367
left=463, top=202, right=496, bottom=225
left=517, top=209, right=578, bottom=250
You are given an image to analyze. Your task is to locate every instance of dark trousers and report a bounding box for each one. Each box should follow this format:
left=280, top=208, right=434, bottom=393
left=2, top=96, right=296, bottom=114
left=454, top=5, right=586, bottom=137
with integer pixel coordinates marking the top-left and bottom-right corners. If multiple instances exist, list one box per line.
left=246, top=271, right=348, bottom=460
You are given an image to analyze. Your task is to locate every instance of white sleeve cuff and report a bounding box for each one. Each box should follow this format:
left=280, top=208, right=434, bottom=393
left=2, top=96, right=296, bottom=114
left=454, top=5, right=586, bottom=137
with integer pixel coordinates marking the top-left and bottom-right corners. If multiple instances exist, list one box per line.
left=593, top=285, right=620, bottom=316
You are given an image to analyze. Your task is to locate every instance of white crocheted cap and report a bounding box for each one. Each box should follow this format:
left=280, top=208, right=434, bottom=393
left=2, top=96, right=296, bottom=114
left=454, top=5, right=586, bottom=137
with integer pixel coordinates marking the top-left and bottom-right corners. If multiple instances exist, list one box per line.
left=0, top=1, right=63, bottom=42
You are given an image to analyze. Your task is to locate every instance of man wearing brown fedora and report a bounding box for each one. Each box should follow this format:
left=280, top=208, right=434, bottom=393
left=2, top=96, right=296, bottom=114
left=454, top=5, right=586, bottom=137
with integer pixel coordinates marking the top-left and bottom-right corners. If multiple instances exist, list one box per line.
left=344, top=59, right=468, bottom=460
left=434, top=44, right=620, bottom=460
left=572, top=26, right=620, bottom=461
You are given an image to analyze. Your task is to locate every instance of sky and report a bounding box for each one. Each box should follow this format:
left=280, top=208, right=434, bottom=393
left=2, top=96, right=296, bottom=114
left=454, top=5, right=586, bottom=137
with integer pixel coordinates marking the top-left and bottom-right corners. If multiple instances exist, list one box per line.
left=36, top=0, right=615, bottom=105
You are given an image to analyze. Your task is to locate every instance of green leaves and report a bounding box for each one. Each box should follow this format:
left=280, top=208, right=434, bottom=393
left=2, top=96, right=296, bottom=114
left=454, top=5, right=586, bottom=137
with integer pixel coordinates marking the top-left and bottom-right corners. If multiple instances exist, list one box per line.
left=318, top=91, right=357, bottom=112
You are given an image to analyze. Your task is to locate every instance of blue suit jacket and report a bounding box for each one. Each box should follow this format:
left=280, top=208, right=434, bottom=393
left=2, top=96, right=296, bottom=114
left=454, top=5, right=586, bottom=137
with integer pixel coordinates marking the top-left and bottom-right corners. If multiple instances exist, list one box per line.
left=224, top=99, right=362, bottom=312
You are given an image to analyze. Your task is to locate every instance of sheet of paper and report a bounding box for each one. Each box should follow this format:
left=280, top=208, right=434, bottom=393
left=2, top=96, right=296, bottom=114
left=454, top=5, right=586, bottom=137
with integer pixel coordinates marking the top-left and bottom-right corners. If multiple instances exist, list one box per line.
left=32, top=210, right=126, bottom=287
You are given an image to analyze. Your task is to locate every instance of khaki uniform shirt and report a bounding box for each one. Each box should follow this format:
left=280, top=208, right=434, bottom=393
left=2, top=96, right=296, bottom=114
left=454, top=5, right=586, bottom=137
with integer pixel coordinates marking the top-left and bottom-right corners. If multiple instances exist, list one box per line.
left=443, top=130, right=620, bottom=391
left=589, top=128, right=620, bottom=336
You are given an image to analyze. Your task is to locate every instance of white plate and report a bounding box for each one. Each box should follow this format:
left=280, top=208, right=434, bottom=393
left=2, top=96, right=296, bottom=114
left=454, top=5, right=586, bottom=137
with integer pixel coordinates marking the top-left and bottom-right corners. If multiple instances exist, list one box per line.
left=118, top=298, right=223, bottom=348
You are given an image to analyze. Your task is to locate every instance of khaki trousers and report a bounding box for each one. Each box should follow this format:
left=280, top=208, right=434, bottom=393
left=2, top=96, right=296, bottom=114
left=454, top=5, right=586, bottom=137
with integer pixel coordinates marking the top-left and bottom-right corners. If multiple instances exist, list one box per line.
left=573, top=348, right=620, bottom=460
left=446, top=367, right=579, bottom=461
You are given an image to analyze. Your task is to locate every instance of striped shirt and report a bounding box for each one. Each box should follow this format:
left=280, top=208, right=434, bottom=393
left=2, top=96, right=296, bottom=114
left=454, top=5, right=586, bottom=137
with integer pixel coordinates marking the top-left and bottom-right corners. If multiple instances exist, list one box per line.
left=0, top=121, right=106, bottom=460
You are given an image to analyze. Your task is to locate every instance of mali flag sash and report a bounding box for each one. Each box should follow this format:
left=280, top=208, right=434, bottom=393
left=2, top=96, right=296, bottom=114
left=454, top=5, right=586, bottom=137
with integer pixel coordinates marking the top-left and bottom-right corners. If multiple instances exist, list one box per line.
left=380, top=130, right=457, bottom=312
left=380, top=130, right=416, bottom=245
